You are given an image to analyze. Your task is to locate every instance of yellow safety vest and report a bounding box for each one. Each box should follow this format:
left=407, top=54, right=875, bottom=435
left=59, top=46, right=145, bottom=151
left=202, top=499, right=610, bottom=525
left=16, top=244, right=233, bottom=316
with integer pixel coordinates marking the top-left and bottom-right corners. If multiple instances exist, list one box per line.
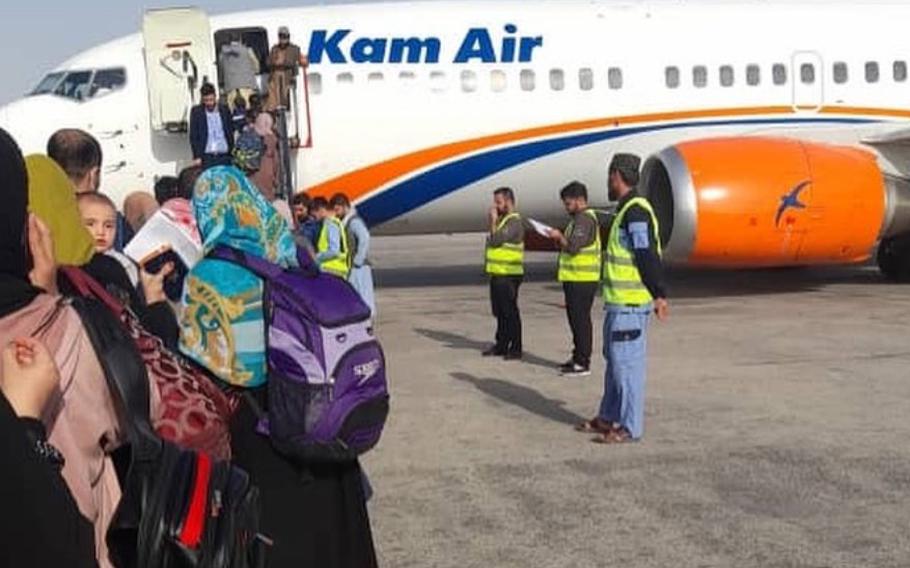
left=603, top=197, right=662, bottom=305
left=485, top=212, right=525, bottom=276
left=317, top=216, right=350, bottom=278
left=557, top=209, right=602, bottom=282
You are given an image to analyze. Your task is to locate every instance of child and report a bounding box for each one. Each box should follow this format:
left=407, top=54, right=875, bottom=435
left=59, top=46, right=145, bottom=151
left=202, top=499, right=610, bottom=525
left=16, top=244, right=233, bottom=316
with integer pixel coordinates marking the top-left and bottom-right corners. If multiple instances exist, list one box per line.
left=77, top=193, right=174, bottom=302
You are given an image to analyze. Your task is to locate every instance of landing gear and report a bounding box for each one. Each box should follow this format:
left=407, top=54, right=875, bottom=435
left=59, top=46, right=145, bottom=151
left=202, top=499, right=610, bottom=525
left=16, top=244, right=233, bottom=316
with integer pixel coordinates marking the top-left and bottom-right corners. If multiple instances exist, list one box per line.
left=877, top=234, right=910, bottom=282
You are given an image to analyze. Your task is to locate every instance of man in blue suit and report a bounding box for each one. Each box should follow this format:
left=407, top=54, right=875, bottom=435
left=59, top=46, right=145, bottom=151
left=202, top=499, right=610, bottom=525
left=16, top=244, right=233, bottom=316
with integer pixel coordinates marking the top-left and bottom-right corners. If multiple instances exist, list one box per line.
left=189, top=83, right=234, bottom=170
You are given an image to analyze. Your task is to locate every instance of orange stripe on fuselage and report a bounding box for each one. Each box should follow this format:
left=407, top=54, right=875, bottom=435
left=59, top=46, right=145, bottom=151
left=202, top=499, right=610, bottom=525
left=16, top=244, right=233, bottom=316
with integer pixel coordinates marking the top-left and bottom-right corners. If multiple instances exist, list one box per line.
left=305, top=105, right=906, bottom=201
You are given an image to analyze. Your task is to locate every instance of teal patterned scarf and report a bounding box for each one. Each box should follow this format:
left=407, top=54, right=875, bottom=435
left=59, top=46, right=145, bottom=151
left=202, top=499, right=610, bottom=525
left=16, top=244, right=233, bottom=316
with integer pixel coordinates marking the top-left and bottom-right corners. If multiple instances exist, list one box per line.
left=179, top=166, right=297, bottom=387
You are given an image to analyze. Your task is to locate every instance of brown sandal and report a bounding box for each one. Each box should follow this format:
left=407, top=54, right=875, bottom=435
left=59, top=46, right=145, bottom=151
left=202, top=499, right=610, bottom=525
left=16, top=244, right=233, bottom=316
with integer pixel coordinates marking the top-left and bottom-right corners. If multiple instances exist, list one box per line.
left=591, top=428, right=635, bottom=444
left=575, top=418, right=615, bottom=434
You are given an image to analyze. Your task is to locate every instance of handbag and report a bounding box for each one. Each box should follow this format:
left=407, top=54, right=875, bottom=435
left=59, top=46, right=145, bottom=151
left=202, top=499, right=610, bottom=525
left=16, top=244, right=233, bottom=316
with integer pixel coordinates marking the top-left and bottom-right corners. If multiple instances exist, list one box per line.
left=61, top=266, right=237, bottom=460
left=69, top=291, right=270, bottom=568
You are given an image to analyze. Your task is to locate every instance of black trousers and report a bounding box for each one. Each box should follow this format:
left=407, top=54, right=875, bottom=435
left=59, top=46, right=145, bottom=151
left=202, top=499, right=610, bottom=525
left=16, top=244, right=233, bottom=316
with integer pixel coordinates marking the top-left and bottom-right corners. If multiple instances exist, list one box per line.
left=202, top=152, right=233, bottom=170
left=563, top=281, right=598, bottom=367
left=490, top=275, right=523, bottom=353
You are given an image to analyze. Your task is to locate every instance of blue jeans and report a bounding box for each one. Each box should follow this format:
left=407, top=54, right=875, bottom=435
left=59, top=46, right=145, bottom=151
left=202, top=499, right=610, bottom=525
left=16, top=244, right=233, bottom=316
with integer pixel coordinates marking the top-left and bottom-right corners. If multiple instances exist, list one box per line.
left=599, top=304, right=652, bottom=439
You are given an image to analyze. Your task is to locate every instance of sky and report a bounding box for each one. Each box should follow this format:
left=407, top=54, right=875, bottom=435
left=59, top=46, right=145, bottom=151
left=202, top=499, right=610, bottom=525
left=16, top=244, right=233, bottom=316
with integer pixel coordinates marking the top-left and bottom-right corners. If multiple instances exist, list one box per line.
left=0, top=0, right=367, bottom=105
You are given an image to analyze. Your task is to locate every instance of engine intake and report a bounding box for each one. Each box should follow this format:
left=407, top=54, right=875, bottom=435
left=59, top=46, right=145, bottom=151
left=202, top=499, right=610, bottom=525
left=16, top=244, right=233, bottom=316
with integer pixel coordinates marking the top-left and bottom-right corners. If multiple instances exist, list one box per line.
left=640, top=137, right=910, bottom=267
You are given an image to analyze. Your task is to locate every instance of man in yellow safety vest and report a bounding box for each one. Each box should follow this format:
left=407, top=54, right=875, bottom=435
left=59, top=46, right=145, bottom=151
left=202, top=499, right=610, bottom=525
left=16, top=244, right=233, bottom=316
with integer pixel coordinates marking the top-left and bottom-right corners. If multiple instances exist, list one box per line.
left=483, top=187, right=526, bottom=360
left=576, top=153, right=669, bottom=444
left=548, top=181, right=601, bottom=377
left=312, top=197, right=350, bottom=279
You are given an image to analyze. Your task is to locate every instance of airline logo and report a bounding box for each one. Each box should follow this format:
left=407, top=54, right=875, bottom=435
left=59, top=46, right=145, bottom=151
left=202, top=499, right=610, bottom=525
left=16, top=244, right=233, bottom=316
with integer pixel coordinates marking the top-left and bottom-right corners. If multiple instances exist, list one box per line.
left=307, top=24, right=543, bottom=65
left=775, top=181, right=810, bottom=227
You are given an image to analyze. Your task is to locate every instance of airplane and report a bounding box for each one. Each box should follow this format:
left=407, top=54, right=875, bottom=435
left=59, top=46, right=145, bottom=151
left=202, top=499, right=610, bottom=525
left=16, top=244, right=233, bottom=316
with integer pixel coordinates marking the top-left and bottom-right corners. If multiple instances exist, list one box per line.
left=4, top=0, right=910, bottom=279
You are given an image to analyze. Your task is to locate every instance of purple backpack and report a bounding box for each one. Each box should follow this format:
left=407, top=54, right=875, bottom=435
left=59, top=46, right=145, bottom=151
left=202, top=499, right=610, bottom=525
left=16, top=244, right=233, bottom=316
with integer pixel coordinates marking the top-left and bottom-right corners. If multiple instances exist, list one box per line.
left=211, top=246, right=389, bottom=462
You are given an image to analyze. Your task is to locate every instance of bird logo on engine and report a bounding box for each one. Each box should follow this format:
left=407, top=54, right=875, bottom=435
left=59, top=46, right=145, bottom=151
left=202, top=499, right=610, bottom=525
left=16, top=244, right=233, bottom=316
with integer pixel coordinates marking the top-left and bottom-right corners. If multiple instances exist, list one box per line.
left=775, top=180, right=810, bottom=227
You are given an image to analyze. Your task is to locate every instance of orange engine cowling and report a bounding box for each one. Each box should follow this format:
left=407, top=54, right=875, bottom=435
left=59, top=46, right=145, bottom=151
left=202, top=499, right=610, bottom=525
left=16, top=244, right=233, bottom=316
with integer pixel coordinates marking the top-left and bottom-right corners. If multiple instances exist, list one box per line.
left=640, top=137, right=901, bottom=267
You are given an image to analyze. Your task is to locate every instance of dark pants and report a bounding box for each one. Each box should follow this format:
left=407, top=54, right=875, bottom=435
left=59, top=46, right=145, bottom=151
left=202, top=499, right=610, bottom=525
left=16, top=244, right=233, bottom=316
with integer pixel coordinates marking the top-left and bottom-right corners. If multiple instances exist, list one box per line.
left=563, top=281, right=598, bottom=368
left=202, top=153, right=233, bottom=170
left=490, top=275, right=523, bottom=353
left=230, top=394, right=378, bottom=568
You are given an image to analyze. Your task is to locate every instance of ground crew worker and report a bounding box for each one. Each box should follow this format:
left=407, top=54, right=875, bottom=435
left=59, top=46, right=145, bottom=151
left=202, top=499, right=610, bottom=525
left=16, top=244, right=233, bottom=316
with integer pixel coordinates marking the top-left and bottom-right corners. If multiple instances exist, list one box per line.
left=332, top=193, right=376, bottom=316
left=577, top=153, right=669, bottom=444
left=548, top=181, right=601, bottom=376
left=483, top=187, right=525, bottom=360
left=313, top=198, right=350, bottom=278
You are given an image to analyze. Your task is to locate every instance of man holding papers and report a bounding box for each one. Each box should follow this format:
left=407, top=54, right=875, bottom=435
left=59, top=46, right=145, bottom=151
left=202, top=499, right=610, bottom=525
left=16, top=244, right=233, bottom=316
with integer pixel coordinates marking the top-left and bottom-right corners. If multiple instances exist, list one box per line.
left=483, top=187, right=526, bottom=360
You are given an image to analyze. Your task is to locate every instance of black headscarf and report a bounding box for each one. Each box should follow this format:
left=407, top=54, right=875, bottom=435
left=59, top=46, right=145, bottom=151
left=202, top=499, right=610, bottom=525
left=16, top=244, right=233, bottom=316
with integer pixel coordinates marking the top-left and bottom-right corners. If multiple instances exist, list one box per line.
left=0, top=128, right=40, bottom=318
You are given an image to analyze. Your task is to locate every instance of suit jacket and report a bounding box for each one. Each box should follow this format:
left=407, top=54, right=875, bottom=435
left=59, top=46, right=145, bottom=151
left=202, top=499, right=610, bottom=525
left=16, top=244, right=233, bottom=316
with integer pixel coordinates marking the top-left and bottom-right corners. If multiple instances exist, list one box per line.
left=189, top=104, right=234, bottom=160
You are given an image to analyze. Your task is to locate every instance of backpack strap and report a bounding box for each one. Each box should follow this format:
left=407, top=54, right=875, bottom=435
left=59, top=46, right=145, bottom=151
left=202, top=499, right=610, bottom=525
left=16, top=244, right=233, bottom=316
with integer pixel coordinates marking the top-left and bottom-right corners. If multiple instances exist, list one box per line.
left=209, top=245, right=319, bottom=279
left=60, top=265, right=126, bottom=317
left=208, top=246, right=284, bottom=280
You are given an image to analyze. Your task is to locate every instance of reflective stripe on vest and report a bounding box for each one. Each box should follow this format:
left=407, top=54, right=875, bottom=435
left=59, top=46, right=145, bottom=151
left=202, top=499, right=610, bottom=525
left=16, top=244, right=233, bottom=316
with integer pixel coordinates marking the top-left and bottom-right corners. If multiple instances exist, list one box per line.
left=485, top=212, right=525, bottom=276
left=318, top=217, right=350, bottom=278
left=557, top=209, right=602, bottom=282
left=603, top=197, right=662, bottom=305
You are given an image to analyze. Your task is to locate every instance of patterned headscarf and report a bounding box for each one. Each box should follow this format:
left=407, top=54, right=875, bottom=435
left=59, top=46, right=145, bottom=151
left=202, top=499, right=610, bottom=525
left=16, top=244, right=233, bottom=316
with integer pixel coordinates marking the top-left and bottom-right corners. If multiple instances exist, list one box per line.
left=179, top=166, right=297, bottom=387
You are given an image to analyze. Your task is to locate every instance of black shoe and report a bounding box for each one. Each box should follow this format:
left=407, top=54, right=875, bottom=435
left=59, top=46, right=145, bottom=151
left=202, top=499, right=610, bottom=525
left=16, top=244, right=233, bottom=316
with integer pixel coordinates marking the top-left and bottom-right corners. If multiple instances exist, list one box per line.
left=482, top=346, right=506, bottom=357
left=560, top=363, right=591, bottom=377
left=503, top=351, right=523, bottom=361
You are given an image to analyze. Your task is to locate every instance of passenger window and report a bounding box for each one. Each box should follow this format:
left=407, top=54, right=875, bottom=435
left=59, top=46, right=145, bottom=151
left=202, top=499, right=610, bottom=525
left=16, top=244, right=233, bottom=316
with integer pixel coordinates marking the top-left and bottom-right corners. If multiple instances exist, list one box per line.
left=307, top=72, right=322, bottom=95
left=866, top=61, right=880, bottom=83
left=894, top=61, right=907, bottom=82
left=491, top=70, right=507, bottom=92
left=608, top=67, right=623, bottom=89
left=430, top=71, right=447, bottom=92
left=746, top=64, right=760, bottom=86
left=520, top=69, right=535, bottom=91
left=549, top=69, right=565, bottom=91
left=461, top=70, right=478, bottom=92
left=833, top=62, right=848, bottom=84
left=665, top=66, right=680, bottom=89
left=54, top=70, right=93, bottom=100
left=800, top=64, right=816, bottom=84
left=692, top=66, right=707, bottom=88
left=578, top=68, right=594, bottom=91
left=720, top=65, right=734, bottom=87
left=772, top=64, right=787, bottom=85
left=368, top=72, right=384, bottom=82
left=90, top=68, right=126, bottom=98
left=337, top=72, right=354, bottom=84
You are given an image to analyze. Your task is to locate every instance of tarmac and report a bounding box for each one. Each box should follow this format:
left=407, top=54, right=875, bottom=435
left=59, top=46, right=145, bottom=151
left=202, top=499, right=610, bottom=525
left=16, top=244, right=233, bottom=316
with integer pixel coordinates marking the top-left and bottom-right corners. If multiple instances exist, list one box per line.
left=362, top=233, right=910, bottom=568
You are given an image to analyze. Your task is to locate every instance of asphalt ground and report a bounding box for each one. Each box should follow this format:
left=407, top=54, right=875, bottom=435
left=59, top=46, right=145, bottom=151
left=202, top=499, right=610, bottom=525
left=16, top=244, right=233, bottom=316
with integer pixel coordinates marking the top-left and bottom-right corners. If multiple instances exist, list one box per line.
left=362, top=233, right=910, bottom=568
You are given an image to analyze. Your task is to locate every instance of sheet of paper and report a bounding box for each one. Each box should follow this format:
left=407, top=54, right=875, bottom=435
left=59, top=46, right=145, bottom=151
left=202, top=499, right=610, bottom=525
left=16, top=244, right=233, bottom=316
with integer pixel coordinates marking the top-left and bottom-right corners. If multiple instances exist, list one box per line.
left=124, top=209, right=202, bottom=269
left=527, top=218, right=555, bottom=238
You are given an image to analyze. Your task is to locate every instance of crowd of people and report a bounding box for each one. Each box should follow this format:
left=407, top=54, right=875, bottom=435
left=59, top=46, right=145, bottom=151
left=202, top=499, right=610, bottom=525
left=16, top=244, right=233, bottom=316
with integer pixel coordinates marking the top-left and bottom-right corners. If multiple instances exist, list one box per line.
left=0, top=93, right=377, bottom=566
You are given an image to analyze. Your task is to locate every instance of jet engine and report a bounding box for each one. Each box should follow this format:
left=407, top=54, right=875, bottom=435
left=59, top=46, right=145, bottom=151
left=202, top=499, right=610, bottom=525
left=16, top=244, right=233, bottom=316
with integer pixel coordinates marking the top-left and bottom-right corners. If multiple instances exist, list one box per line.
left=640, top=137, right=910, bottom=276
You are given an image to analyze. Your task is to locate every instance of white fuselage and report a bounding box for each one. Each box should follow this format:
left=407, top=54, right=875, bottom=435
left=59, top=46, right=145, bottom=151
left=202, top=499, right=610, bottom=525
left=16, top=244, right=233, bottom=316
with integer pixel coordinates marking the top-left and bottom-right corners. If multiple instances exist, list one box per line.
left=3, top=0, right=910, bottom=234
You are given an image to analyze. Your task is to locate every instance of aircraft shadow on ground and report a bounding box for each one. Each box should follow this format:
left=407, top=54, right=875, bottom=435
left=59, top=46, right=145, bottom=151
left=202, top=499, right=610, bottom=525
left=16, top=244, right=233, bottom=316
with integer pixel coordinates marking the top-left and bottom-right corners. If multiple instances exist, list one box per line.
left=378, top=262, right=888, bottom=297
left=450, top=371, right=586, bottom=427
left=414, top=328, right=563, bottom=371
left=374, top=262, right=557, bottom=289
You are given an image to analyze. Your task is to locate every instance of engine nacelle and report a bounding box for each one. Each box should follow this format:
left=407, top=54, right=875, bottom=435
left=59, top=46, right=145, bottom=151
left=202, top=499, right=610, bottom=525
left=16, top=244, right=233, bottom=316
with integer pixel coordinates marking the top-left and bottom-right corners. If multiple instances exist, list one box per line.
left=641, top=137, right=910, bottom=267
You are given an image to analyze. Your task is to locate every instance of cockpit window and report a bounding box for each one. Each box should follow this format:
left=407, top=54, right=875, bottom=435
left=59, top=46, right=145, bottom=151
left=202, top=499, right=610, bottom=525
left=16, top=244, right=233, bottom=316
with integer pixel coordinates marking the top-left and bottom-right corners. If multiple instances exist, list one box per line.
left=31, top=68, right=126, bottom=101
left=90, top=68, right=127, bottom=98
left=31, top=72, right=65, bottom=95
left=55, top=71, right=93, bottom=100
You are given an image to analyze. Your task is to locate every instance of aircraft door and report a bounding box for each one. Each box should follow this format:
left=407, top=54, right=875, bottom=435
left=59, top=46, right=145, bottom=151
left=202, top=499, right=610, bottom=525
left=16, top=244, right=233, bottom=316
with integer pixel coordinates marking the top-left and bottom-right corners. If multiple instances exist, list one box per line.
left=791, top=51, right=824, bottom=112
left=142, top=8, right=217, bottom=132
